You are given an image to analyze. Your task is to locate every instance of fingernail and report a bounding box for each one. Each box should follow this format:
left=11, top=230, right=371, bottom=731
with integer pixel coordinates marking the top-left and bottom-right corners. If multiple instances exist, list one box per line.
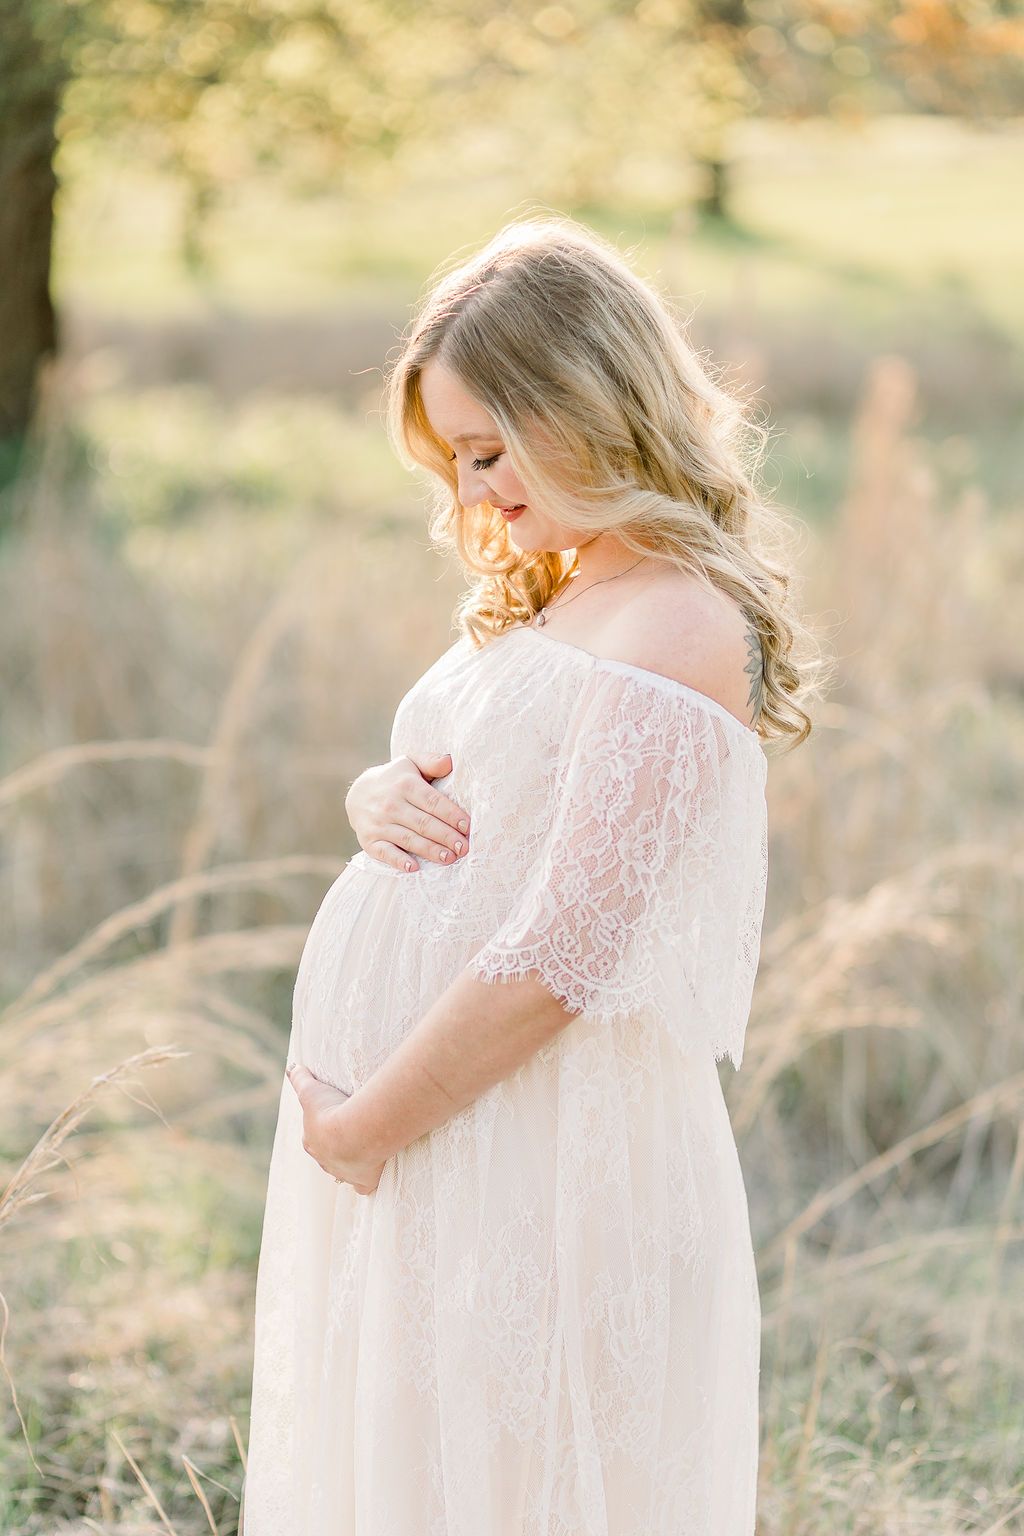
left=440, top=849, right=450, bottom=862
left=454, top=841, right=463, bottom=856
left=458, top=820, right=469, bottom=834
left=405, top=860, right=416, bottom=872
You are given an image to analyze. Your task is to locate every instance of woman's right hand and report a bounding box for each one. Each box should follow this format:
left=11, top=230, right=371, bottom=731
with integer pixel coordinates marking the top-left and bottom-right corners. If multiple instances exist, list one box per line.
left=344, top=753, right=471, bottom=873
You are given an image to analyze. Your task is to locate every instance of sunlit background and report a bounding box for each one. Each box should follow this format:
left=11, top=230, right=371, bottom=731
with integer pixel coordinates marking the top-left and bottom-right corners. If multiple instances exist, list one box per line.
left=1, top=2, right=1023, bottom=1532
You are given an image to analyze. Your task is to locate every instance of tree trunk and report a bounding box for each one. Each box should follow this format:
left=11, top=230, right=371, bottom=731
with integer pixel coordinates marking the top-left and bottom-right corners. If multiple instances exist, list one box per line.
left=697, top=158, right=730, bottom=221
left=0, top=1, right=63, bottom=487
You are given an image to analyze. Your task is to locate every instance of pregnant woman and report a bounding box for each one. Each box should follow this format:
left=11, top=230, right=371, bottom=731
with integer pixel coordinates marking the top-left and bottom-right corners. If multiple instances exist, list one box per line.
left=243, top=217, right=811, bottom=1536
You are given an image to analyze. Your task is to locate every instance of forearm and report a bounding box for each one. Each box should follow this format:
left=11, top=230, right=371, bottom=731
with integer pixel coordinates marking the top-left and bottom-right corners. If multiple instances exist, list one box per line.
left=337, top=968, right=574, bottom=1164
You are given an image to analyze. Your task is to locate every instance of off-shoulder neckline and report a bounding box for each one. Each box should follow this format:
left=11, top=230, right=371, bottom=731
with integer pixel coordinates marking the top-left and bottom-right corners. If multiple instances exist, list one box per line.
left=514, top=624, right=762, bottom=743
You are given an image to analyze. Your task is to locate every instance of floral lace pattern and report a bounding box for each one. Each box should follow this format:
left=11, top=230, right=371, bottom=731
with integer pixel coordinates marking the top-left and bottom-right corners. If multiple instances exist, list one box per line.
left=244, top=625, right=768, bottom=1536
left=463, top=633, right=767, bottom=1066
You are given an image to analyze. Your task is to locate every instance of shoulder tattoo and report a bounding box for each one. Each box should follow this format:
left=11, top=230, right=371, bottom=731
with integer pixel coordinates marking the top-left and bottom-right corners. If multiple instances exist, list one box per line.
left=743, top=621, right=765, bottom=721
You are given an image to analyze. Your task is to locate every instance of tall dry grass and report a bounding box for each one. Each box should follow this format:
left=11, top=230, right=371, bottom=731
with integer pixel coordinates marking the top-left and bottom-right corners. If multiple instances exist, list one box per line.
left=748, top=356, right=1024, bottom=1534
left=0, top=354, right=1022, bottom=1532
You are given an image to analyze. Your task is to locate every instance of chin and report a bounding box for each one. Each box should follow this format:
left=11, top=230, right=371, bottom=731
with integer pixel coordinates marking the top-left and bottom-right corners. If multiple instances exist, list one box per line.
left=508, top=524, right=575, bottom=555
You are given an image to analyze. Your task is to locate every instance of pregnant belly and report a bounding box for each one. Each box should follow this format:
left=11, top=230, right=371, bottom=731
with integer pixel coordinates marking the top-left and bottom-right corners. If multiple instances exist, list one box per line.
left=290, top=858, right=466, bottom=1095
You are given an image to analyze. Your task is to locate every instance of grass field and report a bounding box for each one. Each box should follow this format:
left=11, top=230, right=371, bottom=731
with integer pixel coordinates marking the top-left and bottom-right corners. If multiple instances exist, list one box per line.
left=2, top=115, right=1023, bottom=1534
left=53, top=116, right=1024, bottom=333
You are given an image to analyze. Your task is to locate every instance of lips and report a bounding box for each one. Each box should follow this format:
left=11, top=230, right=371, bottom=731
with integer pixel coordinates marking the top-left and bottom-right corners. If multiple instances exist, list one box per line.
left=497, top=504, right=525, bottom=521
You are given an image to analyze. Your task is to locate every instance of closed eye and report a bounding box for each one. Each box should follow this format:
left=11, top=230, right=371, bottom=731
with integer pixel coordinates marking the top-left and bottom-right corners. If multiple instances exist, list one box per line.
left=446, top=449, right=503, bottom=472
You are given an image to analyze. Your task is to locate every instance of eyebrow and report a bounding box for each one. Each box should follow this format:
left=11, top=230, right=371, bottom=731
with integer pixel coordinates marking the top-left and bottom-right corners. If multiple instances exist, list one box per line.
left=448, top=430, right=502, bottom=444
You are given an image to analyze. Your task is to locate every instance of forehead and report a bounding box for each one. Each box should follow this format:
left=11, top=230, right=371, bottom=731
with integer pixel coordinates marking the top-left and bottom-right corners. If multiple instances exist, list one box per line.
left=418, top=361, right=501, bottom=444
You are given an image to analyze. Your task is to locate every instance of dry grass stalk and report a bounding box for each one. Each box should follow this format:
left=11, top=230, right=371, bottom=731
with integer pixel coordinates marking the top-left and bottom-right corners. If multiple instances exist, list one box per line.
left=792, top=1300, right=831, bottom=1507
left=168, top=547, right=333, bottom=948
left=981, top=1497, right=1024, bottom=1536
left=6, top=855, right=343, bottom=1016
left=760, top=1222, right=1024, bottom=1329
left=7, top=995, right=286, bottom=1121
left=966, top=1118, right=1024, bottom=1366
left=738, top=842, right=1024, bottom=1140
left=0, top=1047, right=187, bottom=1238
left=762, top=1069, right=1024, bottom=1266
left=111, top=1431, right=179, bottom=1535
left=172, top=1082, right=280, bottom=1128
left=839, top=355, right=919, bottom=570
left=182, top=1456, right=221, bottom=1534
left=758, top=1235, right=797, bottom=1485
left=0, top=740, right=213, bottom=814
left=0, top=1049, right=186, bottom=1487
left=2, top=926, right=308, bottom=1052
left=229, top=1415, right=247, bottom=1472
left=0, top=1289, right=37, bottom=1476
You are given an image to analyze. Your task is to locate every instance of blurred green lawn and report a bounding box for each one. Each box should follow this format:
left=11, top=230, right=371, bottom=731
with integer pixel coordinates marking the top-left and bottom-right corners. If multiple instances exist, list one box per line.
left=54, top=116, right=1024, bottom=336
left=50, top=114, right=1024, bottom=549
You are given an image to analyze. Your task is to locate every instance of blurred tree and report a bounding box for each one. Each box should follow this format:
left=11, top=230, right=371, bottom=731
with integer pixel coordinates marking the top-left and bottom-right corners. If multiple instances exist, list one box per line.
left=873, top=0, right=1024, bottom=118
left=0, top=0, right=67, bottom=463
left=441, top=0, right=757, bottom=211
left=696, top=0, right=1024, bottom=214
left=740, top=0, right=1024, bottom=123
left=1, top=0, right=433, bottom=489
left=2, top=0, right=1022, bottom=490
left=0, top=0, right=740, bottom=482
left=58, top=0, right=441, bottom=272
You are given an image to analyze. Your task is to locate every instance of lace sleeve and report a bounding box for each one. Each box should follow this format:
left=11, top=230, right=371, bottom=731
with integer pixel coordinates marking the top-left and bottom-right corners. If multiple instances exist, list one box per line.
left=466, top=664, right=768, bottom=1067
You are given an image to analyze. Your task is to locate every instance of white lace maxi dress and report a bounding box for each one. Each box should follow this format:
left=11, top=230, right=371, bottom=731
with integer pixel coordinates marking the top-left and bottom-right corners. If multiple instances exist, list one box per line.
left=244, top=622, right=769, bottom=1536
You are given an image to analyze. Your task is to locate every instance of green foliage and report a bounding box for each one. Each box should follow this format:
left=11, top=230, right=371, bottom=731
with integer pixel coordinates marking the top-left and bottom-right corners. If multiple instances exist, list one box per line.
left=60, top=0, right=423, bottom=174
left=739, top=0, right=1024, bottom=120
left=0, top=0, right=69, bottom=117
left=47, top=0, right=758, bottom=225
left=26, top=0, right=1024, bottom=251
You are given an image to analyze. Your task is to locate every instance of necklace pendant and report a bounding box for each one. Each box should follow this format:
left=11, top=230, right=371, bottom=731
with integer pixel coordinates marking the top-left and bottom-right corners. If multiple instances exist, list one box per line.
left=536, top=609, right=547, bottom=626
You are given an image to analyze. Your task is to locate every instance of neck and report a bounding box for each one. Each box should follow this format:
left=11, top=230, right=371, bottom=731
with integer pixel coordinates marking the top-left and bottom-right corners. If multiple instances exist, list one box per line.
left=571, top=532, right=638, bottom=582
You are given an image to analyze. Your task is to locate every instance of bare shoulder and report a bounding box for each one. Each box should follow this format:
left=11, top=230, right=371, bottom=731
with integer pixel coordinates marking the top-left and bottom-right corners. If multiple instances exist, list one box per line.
left=601, top=566, right=761, bottom=728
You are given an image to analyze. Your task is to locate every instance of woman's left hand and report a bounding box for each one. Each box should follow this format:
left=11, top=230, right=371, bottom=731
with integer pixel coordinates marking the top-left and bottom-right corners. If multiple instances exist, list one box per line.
left=286, top=1064, right=387, bottom=1195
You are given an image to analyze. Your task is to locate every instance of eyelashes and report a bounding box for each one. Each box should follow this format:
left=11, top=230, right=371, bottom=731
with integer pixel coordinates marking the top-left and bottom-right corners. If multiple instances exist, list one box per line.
left=448, top=451, right=502, bottom=472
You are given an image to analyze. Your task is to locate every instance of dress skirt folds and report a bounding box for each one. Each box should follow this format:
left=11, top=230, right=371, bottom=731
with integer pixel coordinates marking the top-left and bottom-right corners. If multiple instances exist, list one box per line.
left=243, top=624, right=769, bottom=1536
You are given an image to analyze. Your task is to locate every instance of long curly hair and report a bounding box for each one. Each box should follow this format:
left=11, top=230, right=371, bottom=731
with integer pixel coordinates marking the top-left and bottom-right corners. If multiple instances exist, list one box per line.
left=387, top=216, right=814, bottom=746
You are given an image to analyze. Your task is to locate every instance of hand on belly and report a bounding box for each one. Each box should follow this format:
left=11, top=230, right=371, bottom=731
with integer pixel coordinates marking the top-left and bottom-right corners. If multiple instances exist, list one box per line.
left=287, top=1063, right=387, bottom=1195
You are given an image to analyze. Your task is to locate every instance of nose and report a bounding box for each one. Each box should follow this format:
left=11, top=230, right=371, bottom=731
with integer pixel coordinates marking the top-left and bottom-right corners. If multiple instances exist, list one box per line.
left=455, top=460, right=491, bottom=508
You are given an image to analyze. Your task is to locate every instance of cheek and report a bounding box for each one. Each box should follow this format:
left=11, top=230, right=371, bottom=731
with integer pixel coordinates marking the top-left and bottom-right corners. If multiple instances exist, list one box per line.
left=496, top=463, right=529, bottom=502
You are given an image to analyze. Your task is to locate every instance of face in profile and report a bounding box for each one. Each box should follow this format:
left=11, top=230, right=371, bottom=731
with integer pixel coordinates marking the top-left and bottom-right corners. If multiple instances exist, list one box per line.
left=418, top=361, right=592, bottom=554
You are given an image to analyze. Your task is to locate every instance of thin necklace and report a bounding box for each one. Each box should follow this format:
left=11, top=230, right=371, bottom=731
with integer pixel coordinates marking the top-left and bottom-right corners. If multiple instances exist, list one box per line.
left=534, top=556, right=648, bottom=627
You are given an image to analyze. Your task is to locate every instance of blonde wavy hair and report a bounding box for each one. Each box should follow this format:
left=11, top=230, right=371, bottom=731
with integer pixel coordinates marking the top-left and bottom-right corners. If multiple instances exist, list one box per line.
left=387, top=216, right=813, bottom=746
